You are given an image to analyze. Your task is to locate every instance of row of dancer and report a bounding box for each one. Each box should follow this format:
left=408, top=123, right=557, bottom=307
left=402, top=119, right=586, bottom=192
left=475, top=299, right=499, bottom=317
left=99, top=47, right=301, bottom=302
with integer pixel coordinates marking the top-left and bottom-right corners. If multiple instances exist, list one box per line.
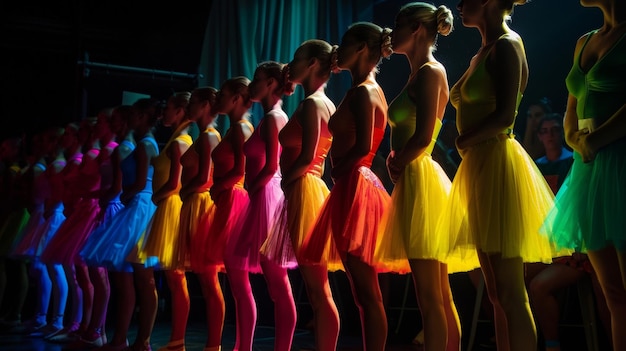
left=1, top=0, right=624, bottom=351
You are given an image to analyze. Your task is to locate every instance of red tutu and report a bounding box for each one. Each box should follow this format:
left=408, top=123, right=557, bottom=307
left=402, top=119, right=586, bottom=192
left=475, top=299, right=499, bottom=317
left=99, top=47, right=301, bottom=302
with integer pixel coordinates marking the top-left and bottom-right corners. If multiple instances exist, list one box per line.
left=302, top=166, right=390, bottom=268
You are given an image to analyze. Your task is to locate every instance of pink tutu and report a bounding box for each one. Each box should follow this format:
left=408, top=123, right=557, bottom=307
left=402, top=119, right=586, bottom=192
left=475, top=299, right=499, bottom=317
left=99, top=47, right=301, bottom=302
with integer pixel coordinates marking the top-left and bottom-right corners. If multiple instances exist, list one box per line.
left=226, top=176, right=283, bottom=273
left=199, top=185, right=249, bottom=268
left=41, top=198, right=100, bottom=265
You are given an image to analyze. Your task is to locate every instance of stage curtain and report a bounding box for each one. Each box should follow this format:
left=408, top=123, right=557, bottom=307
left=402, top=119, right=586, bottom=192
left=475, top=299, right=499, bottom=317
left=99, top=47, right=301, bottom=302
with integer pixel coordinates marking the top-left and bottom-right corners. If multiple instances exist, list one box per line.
left=199, top=0, right=374, bottom=133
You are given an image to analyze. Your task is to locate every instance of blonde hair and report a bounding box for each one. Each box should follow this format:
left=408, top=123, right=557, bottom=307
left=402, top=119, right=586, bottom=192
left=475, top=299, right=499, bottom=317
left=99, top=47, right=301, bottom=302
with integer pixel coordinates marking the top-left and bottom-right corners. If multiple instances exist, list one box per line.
left=502, top=0, right=528, bottom=16
left=398, top=2, right=454, bottom=37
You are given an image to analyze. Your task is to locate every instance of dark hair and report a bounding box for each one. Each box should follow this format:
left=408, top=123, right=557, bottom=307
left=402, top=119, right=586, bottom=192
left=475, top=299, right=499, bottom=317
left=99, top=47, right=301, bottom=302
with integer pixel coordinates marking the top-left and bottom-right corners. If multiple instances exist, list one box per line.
left=530, top=97, right=553, bottom=114
left=113, top=105, right=133, bottom=123
left=192, top=86, right=218, bottom=106
left=169, top=91, right=192, bottom=109
left=256, top=61, right=295, bottom=96
left=344, top=22, right=393, bottom=65
left=297, top=39, right=338, bottom=78
left=536, top=113, right=563, bottom=134
left=133, top=98, right=164, bottom=126
left=222, top=76, right=252, bottom=108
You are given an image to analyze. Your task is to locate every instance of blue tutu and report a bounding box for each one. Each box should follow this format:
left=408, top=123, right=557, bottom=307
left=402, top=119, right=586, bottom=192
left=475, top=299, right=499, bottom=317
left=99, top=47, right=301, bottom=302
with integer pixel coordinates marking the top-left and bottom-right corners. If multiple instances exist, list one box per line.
left=81, top=192, right=156, bottom=272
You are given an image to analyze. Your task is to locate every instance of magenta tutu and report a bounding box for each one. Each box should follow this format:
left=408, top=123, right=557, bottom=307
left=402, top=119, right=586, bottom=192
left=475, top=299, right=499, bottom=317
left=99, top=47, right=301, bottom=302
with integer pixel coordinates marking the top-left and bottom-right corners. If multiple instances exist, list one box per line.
left=225, top=177, right=283, bottom=273
left=41, top=197, right=100, bottom=265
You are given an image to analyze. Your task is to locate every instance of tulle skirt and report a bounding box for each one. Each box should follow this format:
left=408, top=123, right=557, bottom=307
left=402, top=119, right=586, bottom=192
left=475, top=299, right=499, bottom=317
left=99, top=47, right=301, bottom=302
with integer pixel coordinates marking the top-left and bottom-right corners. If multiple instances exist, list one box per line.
left=0, top=207, right=29, bottom=258
left=179, top=191, right=215, bottom=271
left=199, top=185, right=248, bottom=268
left=541, top=139, right=626, bottom=252
left=136, top=194, right=182, bottom=270
left=226, top=176, right=283, bottom=273
left=31, top=204, right=66, bottom=258
left=439, top=135, right=560, bottom=265
left=375, top=155, right=474, bottom=273
left=302, top=166, right=390, bottom=268
left=80, top=196, right=124, bottom=267
left=82, top=192, right=156, bottom=272
left=99, top=195, right=124, bottom=225
left=41, top=198, right=100, bottom=265
left=11, top=205, right=45, bottom=259
left=261, top=173, right=342, bottom=271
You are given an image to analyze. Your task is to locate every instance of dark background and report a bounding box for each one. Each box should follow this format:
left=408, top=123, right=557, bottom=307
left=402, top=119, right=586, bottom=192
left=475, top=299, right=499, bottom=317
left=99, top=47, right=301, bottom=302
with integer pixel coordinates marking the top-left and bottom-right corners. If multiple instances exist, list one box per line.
left=1, top=1, right=601, bottom=142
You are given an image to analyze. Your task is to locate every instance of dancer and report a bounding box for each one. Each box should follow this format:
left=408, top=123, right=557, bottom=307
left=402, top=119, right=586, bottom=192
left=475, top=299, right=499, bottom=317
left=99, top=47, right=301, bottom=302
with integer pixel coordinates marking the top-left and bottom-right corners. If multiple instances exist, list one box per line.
left=0, top=136, right=29, bottom=330
left=136, top=91, right=193, bottom=351
left=373, top=3, right=464, bottom=351
left=261, top=39, right=342, bottom=351
left=210, top=77, right=253, bottom=351
left=541, top=0, right=626, bottom=349
left=226, top=61, right=295, bottom=351
left=9, top=130, right=49, bottom=333
left=440, top=1, right=558, bottom=350
left=41, top=122, right=88, bottom=342
left=302, top=22, right=392, bottom=351
left=179, top=86, right=224, bottom=351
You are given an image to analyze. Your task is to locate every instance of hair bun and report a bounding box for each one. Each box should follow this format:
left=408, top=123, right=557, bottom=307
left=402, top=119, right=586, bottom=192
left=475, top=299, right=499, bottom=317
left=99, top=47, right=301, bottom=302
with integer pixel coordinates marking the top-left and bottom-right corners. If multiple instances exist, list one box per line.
left=281, top=64, right=296, bottom=96
left=329, top=45, right=340, bottom=74
left=435, top=5, right=454, bottom=36
left=380, top=27, right=393, bottom=59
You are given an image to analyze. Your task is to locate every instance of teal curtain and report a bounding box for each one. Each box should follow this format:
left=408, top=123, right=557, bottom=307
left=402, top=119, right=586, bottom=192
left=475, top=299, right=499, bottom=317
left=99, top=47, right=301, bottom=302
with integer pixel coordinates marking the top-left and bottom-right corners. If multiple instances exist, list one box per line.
left=199, top=0, right=374, bottom=134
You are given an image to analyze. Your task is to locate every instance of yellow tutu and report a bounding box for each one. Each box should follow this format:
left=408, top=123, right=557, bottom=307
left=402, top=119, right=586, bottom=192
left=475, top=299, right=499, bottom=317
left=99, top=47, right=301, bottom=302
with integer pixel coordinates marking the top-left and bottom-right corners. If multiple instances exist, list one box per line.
left=376, top=155, right=470, bottom=273
left=440, top=136, right=565, bottom=264
left=262, top=173, right=343, bottom=271
left=137, top=194, right=183, bottom=269
left=179, top=191, right=215, bottom=271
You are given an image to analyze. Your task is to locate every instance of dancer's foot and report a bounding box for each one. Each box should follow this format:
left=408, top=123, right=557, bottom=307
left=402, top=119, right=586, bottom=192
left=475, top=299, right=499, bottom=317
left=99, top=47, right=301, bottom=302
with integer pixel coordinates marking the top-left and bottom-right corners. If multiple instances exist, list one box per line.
left=46, top=321, right=81, bottom=343
left=156, top=339, right=185, bottom=351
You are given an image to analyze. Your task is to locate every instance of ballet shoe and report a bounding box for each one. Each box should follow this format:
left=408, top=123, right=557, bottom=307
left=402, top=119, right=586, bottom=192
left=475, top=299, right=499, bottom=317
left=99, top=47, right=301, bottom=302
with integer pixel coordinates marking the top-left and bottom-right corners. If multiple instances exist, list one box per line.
left=125, top=342, right=152, bottom=351
left=93, top=339, right=129, bottom=351
left=64, top=327, right=106, bottom=349
left=46, top=321, right=81, bottom=343
left=29, top=323, right=61, bottom=338
left=156, top=339, right=185, bottom=351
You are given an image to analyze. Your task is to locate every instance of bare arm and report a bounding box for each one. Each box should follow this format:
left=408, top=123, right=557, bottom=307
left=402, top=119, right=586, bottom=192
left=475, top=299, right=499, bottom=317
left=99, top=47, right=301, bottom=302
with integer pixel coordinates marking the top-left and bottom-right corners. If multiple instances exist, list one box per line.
left=153, top=138, right=189, bottom=203
left=331, top=86, right=375, bottom=179
left=456, top=37, right=526, bottom=150
left=578, top=104, right=626, bottom=162
left=180, top=131, right=219, bottom=198
left=281, top=99, right=322, bottom=188
left=388, top=65, right=445, bottom=182
left=211, top=123, right=252, bottom=196
left=248, top=113, right=283, bottom=195
left=102, top=147, right=122, bottom=203
left=120, top=141, right=151, bottom=204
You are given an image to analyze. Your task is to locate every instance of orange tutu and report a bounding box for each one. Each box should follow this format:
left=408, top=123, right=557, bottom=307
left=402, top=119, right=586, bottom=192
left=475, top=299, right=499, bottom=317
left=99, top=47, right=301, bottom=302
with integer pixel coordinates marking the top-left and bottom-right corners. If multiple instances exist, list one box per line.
left=261, top=173, right=343, bottom=271
left=302, top=166, right=390, bottom=268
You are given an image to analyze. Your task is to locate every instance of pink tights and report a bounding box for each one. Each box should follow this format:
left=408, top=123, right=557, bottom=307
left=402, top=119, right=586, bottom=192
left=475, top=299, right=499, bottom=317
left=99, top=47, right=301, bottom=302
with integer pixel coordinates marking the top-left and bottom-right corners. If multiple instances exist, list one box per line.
left=226, top=259, right=296, bottom=351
